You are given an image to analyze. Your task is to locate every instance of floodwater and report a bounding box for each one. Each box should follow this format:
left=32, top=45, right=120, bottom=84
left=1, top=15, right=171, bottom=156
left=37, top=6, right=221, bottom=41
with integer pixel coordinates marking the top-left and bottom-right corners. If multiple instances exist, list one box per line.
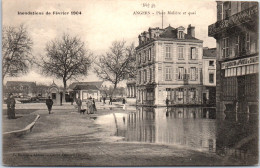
left=95, top=106, right=258, bottom=164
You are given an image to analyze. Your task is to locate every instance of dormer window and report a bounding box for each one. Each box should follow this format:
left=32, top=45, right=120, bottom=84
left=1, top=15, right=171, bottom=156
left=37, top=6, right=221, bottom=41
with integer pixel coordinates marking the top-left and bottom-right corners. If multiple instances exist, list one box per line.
left=178, top=31, right=184, bottom=39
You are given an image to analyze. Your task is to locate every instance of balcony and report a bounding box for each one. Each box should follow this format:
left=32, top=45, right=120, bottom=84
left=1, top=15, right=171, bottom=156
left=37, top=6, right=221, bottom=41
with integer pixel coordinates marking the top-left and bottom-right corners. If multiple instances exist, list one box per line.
left=208, top=5, right=258, bottom=37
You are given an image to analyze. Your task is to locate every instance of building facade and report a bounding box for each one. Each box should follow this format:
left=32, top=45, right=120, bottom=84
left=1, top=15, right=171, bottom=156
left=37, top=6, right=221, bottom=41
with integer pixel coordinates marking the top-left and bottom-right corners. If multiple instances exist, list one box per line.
left=136, top=25, right=204, bottom=106
left=126, top=78, right=136, bottom=98
left=202, top=48, right=216, bottom=105
left=208, top=2, right=258, bottom=118
left=5, top=81, right=37, bottom=97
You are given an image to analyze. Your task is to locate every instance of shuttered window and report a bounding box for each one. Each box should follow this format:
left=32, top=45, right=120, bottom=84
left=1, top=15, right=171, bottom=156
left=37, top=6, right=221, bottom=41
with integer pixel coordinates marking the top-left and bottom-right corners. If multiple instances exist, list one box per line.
left=165, top=46, right=172, bottom=59
left=165, top=67, right=172, bottom=81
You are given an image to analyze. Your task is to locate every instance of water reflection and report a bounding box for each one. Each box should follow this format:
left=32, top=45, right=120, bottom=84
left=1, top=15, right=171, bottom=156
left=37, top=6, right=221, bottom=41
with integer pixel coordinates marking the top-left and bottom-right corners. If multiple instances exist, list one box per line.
left=95, top=106, right=258, bottom=164
left=96, top=107, right=217, bottom=152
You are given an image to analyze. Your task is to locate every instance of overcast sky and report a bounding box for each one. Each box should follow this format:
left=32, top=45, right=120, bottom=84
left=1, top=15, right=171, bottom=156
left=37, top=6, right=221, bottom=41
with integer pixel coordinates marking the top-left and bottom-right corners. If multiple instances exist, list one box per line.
left=2, top=0, right=217, bottom=87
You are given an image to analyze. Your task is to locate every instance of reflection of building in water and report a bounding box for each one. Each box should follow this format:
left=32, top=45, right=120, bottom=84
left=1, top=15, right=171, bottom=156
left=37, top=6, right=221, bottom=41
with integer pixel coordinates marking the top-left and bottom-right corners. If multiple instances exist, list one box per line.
left=166, top=107, right=216, bottom=119
left=116, top=107, right=216, bottom=152
left=155, top=108, right=216, bottom=152
left=124, top=107, right=156, bottom=143
left=208, top=2, right=259, bottom=119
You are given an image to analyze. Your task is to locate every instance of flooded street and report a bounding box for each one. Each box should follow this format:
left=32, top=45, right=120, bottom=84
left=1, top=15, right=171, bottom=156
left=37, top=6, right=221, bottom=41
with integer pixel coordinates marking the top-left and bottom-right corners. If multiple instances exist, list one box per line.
left=95, top=106, right=258, bottom=164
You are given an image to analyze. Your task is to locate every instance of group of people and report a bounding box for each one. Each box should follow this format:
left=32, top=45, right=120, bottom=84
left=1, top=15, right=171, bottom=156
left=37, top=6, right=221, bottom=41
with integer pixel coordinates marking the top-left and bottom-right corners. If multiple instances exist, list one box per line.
left=76, top=96, right=96, bottom=114
left=101, top=96, right=113, bottom=105
left=6, top=93, right=124, bottom=118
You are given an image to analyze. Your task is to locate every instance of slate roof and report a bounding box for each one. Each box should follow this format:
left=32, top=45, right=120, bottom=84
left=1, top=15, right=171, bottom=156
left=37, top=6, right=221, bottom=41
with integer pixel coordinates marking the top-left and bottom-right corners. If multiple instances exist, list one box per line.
left=6, top=81, right=36, bottom=86
left=73, top=85, right=99, bottom=91
left=159, top=26, right=198, bottom=40
left=68, top=81, right=103, bottom=90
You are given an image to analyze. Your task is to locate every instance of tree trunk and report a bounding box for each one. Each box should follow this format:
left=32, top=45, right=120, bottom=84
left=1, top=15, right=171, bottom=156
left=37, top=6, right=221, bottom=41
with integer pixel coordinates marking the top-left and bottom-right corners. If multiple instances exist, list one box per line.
left=62, top=78, right=67, bottom=105
left=111, top=82, right=117, bottom=97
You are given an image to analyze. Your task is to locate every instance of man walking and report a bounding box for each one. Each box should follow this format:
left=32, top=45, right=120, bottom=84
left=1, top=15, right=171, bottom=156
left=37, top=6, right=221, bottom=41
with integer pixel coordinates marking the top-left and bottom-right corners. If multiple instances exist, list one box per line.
left=109, top=96, right=112, bottom=105
left=46, top=96, right=54, bottom=114
left=76, top=96, right=82, bottom=113
left=103, top=96, right=106, bottom=105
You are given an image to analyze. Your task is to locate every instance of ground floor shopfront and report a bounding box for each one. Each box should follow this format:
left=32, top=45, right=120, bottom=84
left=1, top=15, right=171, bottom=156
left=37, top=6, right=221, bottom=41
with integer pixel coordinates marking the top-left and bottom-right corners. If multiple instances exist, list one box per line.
left=137, top=84, right=215, bottom=107
left=217, top=56, right=259, bottom=119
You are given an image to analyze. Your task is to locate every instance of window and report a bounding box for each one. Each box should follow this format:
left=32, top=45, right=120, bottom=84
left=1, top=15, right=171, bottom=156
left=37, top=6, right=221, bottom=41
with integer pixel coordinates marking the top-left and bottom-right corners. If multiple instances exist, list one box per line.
left=178, top=88, right=184, bottom=100
left=189, top=88, right=196, bottom=99
left=166, top=88, right=171, bottom=100
left=209, top=61, right=214, bottom=66
left=144, top=70, right=147, bottom=83
left=165, top=67, right=172, bottom=81
left=149, top=68, right=152, bottom=82
left=178, top=47, right=184, bottom=59
left=139, top=71, right=142, bottom=84
left=222, top=37, right=229, bottom=58
left=144, top=51, right=146, bottom=62
left=190, top=67, right=196, bottom=80
left=190, top=47, right=196, bottom=59
left=217, top=3, right=223, bottom=20
left=246, top=32, right=250, bottom=52
left=235, top=35, right=240, bottom=56
left=223, top=1, right=231, bottom=19
left=139, top=53, right=141, bottom=63
left=209, top=73, right=214, bottom=83
left=148, top=48, right=151, bottom=61
left=178, top=67, right=184, bottom=80
left=165, top=46, right=171, bottom=59
left=178, top=31, right=184, bottom=39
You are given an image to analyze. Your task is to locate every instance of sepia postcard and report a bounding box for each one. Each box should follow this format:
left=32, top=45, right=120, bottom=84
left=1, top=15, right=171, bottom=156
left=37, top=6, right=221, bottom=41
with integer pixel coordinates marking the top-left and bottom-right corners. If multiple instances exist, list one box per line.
left=2, top=0, right=259, bottom=166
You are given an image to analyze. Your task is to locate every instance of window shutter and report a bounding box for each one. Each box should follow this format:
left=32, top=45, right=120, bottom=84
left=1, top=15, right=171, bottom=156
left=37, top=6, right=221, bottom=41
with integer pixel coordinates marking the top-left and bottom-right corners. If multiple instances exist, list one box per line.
left=195, top=68, right=198, bottom=80
left=188, top=47, right=191, bottom=60
left=188, top=68, right=190, bottom=79
left=175, top=68, right=178, bottom=80
left=164, top=67, right=166, bottom=81
left=171, top=67, right=173, bottom=80
left=195, top=48, right=198, bottom=59
left=183, top=47, right=186, bottom=60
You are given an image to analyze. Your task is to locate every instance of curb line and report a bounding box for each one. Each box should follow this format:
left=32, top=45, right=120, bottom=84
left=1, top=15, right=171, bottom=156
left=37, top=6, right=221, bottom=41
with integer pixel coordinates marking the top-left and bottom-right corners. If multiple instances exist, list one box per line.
left=3, top=115, right=40, bottom=138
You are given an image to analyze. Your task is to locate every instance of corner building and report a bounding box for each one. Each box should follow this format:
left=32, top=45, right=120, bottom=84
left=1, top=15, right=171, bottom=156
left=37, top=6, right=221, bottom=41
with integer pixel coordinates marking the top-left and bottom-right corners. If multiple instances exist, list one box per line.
left=136, top=25, right=203, bottom=106
left=208, top=2, right=258, bottom=118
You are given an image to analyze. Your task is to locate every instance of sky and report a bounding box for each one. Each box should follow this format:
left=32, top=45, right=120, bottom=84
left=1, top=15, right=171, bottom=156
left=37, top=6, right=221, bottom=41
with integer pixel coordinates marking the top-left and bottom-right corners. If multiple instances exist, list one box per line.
left=2, top=0, right=217, bottom=87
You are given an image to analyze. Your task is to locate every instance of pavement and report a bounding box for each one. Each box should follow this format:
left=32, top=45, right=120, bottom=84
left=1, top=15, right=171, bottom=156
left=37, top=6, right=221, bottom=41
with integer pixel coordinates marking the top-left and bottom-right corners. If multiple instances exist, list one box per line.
left=2, top=102, right=250, bottom=166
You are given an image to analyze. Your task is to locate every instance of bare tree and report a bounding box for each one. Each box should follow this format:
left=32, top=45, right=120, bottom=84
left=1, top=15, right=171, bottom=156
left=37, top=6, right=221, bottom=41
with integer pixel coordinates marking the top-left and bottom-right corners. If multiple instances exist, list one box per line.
left=2, top=24, right=33, bottom=79
left=94, top=40, right=135, bottom=96
left=41, top=34, right=92, bottom=103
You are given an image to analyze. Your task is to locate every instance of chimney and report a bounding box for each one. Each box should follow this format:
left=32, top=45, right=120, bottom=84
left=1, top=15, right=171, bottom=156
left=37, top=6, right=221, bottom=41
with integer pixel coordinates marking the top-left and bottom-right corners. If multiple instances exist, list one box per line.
left=187, top=24, right=195, bottom=38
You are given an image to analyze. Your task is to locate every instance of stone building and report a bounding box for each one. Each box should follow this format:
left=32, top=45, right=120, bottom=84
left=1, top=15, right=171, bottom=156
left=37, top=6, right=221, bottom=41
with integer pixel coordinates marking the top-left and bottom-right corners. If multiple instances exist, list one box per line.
left=208, top=1, right=258, bottom=119
left=202, top=47, right=216, bottom=105
left=136, top=24, right=204, bottom=106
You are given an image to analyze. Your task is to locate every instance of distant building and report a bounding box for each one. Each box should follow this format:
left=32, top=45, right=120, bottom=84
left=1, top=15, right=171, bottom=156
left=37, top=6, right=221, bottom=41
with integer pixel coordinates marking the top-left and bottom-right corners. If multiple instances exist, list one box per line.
left=202, top=48, right=216, bottom=105
left=48, top=81, right=61, bottom=105
left=208, top=1, right=258, bottom=118
left=5, top=81, right=36, bottom=97
left=68, top=81, right=103, bottom=101
left=73, top=85, right=100, bottom=101
left=136, top=24, right=204, bottom=106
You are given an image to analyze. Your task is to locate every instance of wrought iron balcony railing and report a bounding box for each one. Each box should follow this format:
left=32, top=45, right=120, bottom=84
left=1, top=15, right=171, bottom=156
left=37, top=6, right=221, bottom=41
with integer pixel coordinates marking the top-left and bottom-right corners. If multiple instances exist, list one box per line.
left=208, top=5, right=258, bottom=37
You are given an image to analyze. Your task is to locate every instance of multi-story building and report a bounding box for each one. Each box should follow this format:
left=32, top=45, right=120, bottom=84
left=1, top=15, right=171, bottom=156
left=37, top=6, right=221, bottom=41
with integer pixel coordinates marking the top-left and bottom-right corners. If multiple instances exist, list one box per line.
left=208, top=2, right=258, bottom=118
left=202, top=47, right=216, bottom=105
left=136, top=25, right=204, bottom=106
